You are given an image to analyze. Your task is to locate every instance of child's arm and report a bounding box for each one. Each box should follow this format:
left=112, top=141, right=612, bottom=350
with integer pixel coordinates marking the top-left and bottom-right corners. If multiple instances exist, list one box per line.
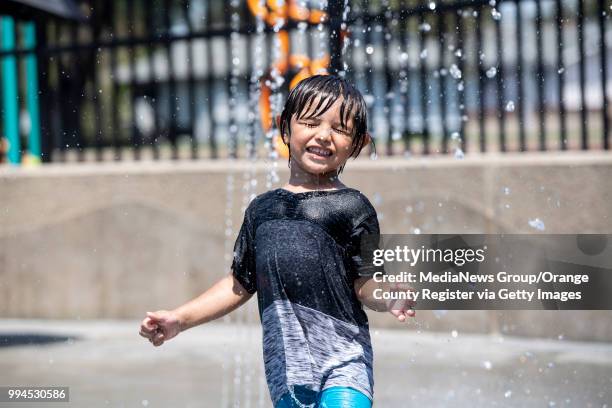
left=139, top=272, right=253, bottom=347
left=354, top=277, right=416, bottom=322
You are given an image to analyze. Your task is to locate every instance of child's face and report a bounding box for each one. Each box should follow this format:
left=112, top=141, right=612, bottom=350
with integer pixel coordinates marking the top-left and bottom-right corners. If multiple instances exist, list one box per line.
left=285, top=96, right=356, bottom=177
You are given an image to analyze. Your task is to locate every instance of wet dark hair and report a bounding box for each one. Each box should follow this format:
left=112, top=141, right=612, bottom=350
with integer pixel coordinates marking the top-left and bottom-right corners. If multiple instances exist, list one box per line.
left=278, top=74, right=375, bottom=174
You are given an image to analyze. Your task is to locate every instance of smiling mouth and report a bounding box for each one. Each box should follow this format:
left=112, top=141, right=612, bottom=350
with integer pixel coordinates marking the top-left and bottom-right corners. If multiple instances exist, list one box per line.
left=306, top=146, right=333, bottom=158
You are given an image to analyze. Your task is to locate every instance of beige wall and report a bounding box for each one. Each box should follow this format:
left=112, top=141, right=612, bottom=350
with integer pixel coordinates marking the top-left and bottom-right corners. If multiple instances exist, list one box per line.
left=1, top=152, right=611, bottom=341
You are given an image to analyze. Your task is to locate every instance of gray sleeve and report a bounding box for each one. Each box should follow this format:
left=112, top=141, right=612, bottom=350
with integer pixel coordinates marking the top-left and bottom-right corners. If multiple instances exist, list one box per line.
left=348, top=212, right=382, bottom=279
left=231, top=209, right=257, bottom=294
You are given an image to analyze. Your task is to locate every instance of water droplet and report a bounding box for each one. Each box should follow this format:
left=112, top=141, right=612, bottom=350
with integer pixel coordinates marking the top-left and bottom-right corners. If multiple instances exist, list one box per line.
left=433, top=310, right=448, bottom=318
left=413, top=227, right=421, bottom=234
left=483, top=360, right=493, bottom=370
left=366, top=46, right=374, bottom=55
left=449, top=64, right=462, bottom=79
left=420, top=49, right=428, bottom=59
left=503, top=187, right=511, bottom=195
left=419, top=23, right=431, bottom=32
left=528, top=218, right=546, bottom=231
left=142, top=400, right=149, bottom=407
left=454, top=148, right=464, bottom=159
left=451, top=132, right=460, bottom=141
left=451, top=330, right=458, bottom=338
left=557, top=67, right=565, bottom=74
left=504, top=390, right=512, bottom=398
left=486, top=67, right=498, bottom=78
left=492, top=9, right=502, bottom=20
left=505, top=101, right=515, bottom=112
left=429, top=2, right=436, bottom=11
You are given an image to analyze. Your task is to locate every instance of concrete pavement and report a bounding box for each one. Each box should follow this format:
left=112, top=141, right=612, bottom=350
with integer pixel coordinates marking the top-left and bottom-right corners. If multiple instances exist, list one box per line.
left=1, top=319, right=611, bottom=407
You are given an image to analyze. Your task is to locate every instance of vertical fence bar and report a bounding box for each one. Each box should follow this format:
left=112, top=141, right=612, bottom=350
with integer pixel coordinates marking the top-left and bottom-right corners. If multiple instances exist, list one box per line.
left=55, top=22, right=67, bottom=162
left=598, top=0, right=609, bottom=150
left=455, top=9, right=466, bottom=153
left=437, top=11, right=448, bottom=154
left=70, top=21, right=85, bottom=161
left=163, top=0, right=178, bottom=159
left=577, top=0, right=588, bottom=149
left=494, top=7, right=506, bottom=152
left=91, top=0, right=104, bottom=161
left=476, top=8, right=486, bottom=152
left=381, top=2, right=394, bottom=156
left=109, top=2, right=121, bottom=160
left=127, top=0, right=141, bottom=160
left=1, top=16, right=20, bottom=164
left=418, top=12, right=430, bottom=155
left=555, top=0, right=567, bottom=150
left=182, top=0, right=198, bottom=159
left=328, top=0, right=344, bottom=75
left=515, top=0, right=526, bottom=151
left=36, top=17, right=52, bottom=162
left=399, top=0, right=412, bottom=154
left=205, top=0, right=217, bottom=159
left=24, top=21, right=41, bottom=164
left=225, top=2, right=237, bottom=159
left=535, top=0, right=546, bottom=151
left=243, top=0, right=257, bottom=160
left=145, top=0, right=161, bottom=160
left=242, top=2, right=256, bottom=160
left=364, top=1, right=376, bottom=156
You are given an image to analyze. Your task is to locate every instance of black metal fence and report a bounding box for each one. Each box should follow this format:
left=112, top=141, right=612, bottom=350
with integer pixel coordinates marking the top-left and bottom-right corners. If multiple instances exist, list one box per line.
left=0, top=0, right=610, bottom=163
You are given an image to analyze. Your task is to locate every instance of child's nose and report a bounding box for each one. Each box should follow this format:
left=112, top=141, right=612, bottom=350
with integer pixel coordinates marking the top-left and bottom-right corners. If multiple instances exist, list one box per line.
left=316, top=129, right=332, bottom=142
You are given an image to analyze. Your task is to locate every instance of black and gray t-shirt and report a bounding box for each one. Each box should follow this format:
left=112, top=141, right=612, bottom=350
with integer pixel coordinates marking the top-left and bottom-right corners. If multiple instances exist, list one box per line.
left=231, top=187, right=380, bottom=406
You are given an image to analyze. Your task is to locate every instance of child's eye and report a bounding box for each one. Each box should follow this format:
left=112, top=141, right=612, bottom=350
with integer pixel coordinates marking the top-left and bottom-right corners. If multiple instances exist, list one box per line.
left=303, top=123, right=317, bottom=128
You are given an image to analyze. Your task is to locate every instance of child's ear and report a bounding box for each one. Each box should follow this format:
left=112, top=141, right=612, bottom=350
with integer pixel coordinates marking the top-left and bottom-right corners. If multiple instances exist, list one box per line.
left=354, top=132, right=371, bottom=156
left=276, top=115, right=289, bottom=145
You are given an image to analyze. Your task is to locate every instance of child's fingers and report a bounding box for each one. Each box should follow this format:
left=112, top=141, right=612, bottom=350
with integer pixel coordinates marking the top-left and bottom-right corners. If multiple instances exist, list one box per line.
left=389, top=307, right=416, bottom=322
left=140, top=318, right=158, bottom=337
left=142, top=317, right=158, bottom=331
left=139, top=329, right=153, bottom=339
left=152, top=332, right=165, bottom=347
left=389, top=309, right=405, bottom=321
left=146, top=311, right=165, bottom=322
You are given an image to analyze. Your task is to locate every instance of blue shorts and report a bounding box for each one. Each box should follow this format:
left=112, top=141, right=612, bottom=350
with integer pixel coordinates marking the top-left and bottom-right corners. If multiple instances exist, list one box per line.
left=275, top=386, right=372, bottom=408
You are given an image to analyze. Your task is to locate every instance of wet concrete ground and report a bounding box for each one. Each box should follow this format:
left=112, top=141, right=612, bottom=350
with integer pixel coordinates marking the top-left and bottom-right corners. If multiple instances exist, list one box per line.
left=1, top=319, right=611, bottom=407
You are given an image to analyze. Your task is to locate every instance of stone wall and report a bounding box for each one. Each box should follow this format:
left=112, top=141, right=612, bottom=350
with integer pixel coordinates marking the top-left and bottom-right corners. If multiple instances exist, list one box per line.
left=1, top=152, right=611, bottom=341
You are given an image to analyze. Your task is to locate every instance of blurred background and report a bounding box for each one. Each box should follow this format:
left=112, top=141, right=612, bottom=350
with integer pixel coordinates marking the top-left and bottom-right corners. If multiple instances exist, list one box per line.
left=0, top=0, right=611, bottom=407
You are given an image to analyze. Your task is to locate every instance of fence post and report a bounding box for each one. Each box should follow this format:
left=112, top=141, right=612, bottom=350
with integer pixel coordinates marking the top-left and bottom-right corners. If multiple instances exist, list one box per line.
left=24, top=21, right=41, bottom=165
left=327, top=1, right=344, bottom=75
left=1, top=16, right=20, bottom=165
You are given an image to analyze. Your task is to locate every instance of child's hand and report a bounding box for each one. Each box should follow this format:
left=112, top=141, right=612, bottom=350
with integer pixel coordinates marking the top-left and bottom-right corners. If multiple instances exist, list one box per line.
left=139, top=310, right=182, bottom=347
left=385, top=282, right=417, bottom=322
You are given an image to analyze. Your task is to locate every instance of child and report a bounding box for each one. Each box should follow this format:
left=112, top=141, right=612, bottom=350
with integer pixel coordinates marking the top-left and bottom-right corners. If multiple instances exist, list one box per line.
left=139, top=74, right=415, bottom=407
